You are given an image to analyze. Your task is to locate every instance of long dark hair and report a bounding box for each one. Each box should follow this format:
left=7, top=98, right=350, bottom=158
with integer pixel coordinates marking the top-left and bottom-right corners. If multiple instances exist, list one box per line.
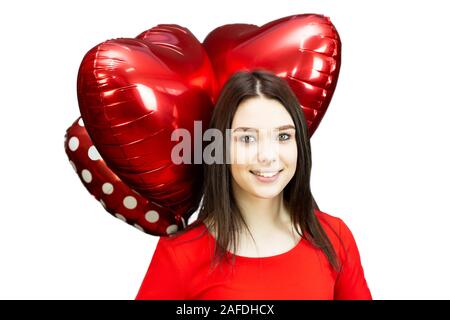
left=171, top=69, right=341, bottom=272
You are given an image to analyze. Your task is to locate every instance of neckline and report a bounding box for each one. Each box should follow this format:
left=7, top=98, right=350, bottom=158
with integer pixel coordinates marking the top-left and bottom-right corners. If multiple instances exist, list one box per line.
left=201, top=221, right=305, bottom=261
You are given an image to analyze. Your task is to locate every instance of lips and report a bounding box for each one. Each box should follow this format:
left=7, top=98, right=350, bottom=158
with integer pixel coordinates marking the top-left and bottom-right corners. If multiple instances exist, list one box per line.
left=249, top=169, right=283, bottom=178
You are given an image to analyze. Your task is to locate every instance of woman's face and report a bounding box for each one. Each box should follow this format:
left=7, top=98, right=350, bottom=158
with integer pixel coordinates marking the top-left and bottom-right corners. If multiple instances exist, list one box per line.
left=230, top=96, right=297, bottom=199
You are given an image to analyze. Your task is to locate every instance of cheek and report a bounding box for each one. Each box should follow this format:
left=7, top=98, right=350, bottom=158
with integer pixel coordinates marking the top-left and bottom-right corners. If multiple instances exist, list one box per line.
left=280, top=143, right=298, bottom=168
left=230, top=162, right=251, bottom=190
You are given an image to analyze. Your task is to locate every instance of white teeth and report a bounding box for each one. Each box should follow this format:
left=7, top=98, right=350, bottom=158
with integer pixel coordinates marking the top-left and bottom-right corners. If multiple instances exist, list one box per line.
left=252, top=171, right=280, bottom=178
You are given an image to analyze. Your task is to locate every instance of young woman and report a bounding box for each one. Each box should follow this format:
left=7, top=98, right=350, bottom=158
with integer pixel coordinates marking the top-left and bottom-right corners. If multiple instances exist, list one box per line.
left=135, top=70, right=372, bottom=300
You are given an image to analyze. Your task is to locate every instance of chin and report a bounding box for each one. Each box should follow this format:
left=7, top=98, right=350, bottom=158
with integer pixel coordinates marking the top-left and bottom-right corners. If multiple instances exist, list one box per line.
left=250, top=187, right=283, bottom=199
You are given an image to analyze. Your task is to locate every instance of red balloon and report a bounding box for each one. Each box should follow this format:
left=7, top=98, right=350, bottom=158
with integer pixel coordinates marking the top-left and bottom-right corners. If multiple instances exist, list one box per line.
left=68, top=14, right=341, bottom=236
left=204, top=14, right=341, bottom=137
left=76, top=25, right=216, bottom=228
left=64, top=117, right=183, bottom=235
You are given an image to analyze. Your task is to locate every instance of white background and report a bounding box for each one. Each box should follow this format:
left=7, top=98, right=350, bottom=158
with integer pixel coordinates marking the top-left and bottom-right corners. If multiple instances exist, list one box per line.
left=1, top=0, right=449, bottom=299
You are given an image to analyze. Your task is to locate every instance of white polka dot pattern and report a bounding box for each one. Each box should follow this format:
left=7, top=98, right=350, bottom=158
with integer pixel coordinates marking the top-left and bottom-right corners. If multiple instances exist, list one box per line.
left=81, top=169, right=92, bottom=183
left=115, top=213, right=126, bottom=222
left=102, top=182, right=114, bottom=195
left=88, top=146, right=102, bottom=161
left=166, top=224, right=178, bottom=235
left=68, top=137, right=79, bottom=151
left=64, top=116, right=187, bottom=236
left=123, top=196, right=137, bottom=209
left=145, top=210, right=159, bottom=223
left=69, top=160, right=77, bottom=172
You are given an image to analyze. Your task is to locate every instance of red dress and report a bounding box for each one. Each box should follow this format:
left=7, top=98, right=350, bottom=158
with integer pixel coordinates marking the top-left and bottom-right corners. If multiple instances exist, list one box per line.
left=135, top=209, right=372, bottom=300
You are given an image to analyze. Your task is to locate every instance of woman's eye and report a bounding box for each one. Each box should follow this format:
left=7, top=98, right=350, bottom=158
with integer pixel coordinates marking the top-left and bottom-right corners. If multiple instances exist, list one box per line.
left=278, top=133, right=291, bottom=141
left=239, top=135, right=256, bottom=143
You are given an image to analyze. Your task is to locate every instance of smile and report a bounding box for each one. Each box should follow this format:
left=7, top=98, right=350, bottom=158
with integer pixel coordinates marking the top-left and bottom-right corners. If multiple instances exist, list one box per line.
left=249, top=169, right=283, bottom=178
left=250, top=169, right=283, bottom=182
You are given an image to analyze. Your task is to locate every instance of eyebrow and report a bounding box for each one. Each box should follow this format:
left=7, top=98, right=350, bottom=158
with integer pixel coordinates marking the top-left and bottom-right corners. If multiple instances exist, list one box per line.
left=232, top=125, right=296, bottom=132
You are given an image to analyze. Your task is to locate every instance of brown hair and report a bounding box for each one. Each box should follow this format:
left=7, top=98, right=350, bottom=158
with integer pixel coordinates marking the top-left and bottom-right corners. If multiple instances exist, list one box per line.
left=171, top=69, right=342, bottom=272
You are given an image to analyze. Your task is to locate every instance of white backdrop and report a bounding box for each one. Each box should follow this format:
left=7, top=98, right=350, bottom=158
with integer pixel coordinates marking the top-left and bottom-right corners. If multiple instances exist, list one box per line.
left=1, top=0, right=449, bottom=299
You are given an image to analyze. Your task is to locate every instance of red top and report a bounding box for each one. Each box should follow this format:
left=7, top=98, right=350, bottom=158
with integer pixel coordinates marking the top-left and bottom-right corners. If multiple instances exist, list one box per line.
left=135, top=209, right=372, bottom=300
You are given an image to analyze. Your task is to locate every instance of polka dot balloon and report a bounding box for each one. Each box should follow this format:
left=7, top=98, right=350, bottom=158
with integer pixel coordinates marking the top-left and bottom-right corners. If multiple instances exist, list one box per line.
left=64, top=117, right=187, bottom=236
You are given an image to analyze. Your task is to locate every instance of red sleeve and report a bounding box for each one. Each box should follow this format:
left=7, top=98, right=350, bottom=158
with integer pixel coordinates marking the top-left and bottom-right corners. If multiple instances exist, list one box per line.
left=135, top=237, right=186, bottom=300
left=334, top=218, right=372, bottom=300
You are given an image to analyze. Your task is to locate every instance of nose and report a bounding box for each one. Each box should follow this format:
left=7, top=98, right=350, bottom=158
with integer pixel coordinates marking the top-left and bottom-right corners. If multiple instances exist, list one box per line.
left=257, top=135, right=278, bottom=164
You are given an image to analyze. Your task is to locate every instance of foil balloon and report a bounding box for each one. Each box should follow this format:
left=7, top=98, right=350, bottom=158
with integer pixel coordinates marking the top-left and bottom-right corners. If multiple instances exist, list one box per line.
left=203, top=14, right=341, bottom=137
left=76, top=25, right=216, bottom=235
left=64, top=117, right=181, bottom=235
left=66, top=14, right=341, bottom=236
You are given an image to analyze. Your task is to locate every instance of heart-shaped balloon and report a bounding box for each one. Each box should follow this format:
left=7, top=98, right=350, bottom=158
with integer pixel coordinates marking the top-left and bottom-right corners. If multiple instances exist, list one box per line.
left=204, top=14, right=341, bottom=136
left=77, top=25, right=216, bottom=219
left=68, top=14, right=341, bottom=236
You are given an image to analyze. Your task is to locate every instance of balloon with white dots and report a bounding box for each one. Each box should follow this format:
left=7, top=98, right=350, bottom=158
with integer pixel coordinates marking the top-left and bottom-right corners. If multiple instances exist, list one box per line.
left=102, top=182, right=114, bottom=195
left=81, top=169, right=92, bottom=183
left=145, top=210, right=159, bottom=223
left=69, top=160, right=77, bottom=172
left=123, top=196, right=137, bottom=209
left=88, top=145, right=102, bottom=161
left=115, top=213, right=126, bottom=222
left=166, top=224, right=178, bottom=234
left=68, top=137, right=79, bottom=151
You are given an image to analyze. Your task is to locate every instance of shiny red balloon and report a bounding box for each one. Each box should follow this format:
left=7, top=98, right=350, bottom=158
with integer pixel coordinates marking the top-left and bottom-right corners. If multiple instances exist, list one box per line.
left=64, top=117, right=183, bottom=235
left=204, top=14, right=341, bottom=136
left=77, top=25, right=216, bottom=226
left=68, top=14, right=341, bottom=236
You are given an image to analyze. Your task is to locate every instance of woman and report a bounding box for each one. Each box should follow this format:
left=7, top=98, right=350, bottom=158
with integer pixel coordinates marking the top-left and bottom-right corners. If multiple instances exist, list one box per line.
left=135, top=70, right=372, bottom=300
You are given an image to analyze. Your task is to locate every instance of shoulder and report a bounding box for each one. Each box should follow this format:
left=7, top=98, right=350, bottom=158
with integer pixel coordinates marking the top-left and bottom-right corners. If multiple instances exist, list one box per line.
left=314, top=208, right=345, bottom=238
left=157, top=221, right=211, bottom=265
left=313, top=208, right=358, bottom=253
left=160, top=220, right=208, bottom=245
left=314, top=208, right=342, bottom=230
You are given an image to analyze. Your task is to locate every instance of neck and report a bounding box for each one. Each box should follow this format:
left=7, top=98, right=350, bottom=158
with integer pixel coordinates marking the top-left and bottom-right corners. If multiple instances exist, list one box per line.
left=231, top=180, right=291, bottom=233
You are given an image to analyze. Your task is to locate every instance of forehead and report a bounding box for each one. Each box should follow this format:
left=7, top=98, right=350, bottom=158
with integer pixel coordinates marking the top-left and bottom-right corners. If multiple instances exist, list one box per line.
left=231, top=96, right=294, bottom=129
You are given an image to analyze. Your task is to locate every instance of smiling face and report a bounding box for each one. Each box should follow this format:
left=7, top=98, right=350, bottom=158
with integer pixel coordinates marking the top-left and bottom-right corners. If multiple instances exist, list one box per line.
left=229, top=95, right=298, bottom=199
